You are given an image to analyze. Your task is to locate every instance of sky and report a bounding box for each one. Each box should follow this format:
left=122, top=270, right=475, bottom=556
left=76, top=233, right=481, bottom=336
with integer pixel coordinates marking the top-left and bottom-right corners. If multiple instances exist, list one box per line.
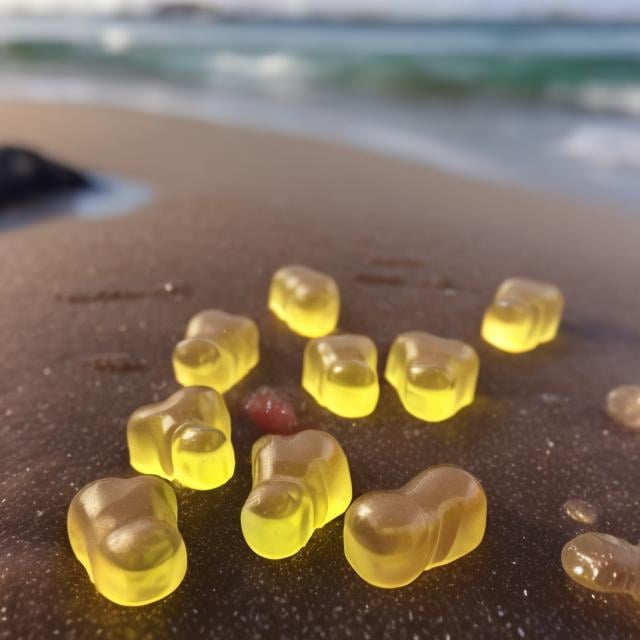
left=0, top=0, right=638, bottom=17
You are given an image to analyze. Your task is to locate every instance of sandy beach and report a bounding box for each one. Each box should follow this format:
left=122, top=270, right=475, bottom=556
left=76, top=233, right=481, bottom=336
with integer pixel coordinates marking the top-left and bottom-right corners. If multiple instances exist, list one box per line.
left=1, top=102, right=639, bottom=639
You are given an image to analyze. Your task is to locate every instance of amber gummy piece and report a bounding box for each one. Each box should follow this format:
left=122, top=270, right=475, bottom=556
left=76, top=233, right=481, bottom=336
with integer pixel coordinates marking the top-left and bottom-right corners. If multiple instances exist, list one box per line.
left=241, top=429, right=352, bottom=559
left=268, top=265, right=340, bottom=338
left=385, top=331, right=479, bottom=422
left=481, top=278, right=564, bottom=353
left=173, top=309, right=259, bottom=393
left=67, top=476, right=187, bottom=606
left=561, top=533, right=640, bottom=601
left=303, top=334, right=379, bottom=418
left=127, top=386, right=234, bottom=490
left=344, top=465, right=487, bottom=588
left=606, top=385, right=640, bottom=430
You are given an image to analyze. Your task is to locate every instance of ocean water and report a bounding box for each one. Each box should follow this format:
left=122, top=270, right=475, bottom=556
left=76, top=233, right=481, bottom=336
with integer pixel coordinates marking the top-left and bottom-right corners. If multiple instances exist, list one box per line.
left=1, top=18, right=640, bottom=210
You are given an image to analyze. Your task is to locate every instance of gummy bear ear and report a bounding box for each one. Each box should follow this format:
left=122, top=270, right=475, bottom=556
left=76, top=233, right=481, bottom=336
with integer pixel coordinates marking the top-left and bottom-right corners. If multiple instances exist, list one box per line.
left=170, top=421, right=235, bottom=490
left=407, top=361, right=454, bottom=391
left=327, top=359, right=376, bottom=389
left=241, top=479, right=315, bottom=560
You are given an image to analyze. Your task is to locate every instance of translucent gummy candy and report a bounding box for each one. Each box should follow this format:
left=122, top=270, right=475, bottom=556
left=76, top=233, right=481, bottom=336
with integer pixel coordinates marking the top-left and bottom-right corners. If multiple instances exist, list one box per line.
left=561, top=532, right=640, bottom=601
left=302, top=334, right=380, bottom=418
left=268, top=265, right=340, bottom=338
left=563, top=498, right=598, bottom=525
left=385, top=331, right=479, bottom=422
left=481, top=278, right=564, bottom=353
left=343, top=465, right=487, bottom=588
left=241, top=429, right=352, bottom=559
left=127, top=386, right=234, bottom=490
left=173, top=309, right=259, bottom=393
left=606, top=385, right=640, bottom=430
left=67, top=475, right=187, bottom=606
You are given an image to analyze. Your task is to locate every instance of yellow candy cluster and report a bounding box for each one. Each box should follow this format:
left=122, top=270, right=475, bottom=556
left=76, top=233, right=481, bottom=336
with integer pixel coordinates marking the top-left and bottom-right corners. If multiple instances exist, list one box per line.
left=302, top=334, right=379, bottom=418
left=481, top=278, right=564, bottom=353
left=127, top=386, right=234, bottom=491
left=173, top=309, right=259, bottom=392
left=72, top=265, right=574, bottom=604
left=343, top=465, right=487, bottom=588
left=241, top=430, right=352, bottom=559
left=268, top=265, right=340, bottom=338
left=67, top=476, right=187, bottom=606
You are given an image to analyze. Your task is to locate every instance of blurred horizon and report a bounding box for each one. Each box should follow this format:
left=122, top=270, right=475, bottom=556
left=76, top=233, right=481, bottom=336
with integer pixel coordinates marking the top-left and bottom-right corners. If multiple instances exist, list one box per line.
left=1, top=0, right=640, bottom=20
left=1, top=10, right=640, bottom=212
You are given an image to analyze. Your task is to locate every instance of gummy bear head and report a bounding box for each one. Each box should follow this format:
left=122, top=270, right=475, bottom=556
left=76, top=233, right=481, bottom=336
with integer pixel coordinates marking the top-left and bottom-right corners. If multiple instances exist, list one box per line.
left=286, top=283, right=339, bottom=338
left=481, top=299, right=537, bottom=353
left=403, top=360, right=457, bottom=423
left=173, top=337, right=234, bottom=392
left=95, top=517, right=187, bottom=606
left=343, top=491, right=433, bottom=589
left=321, top=359, right=378, bottom=418
left=170, top=421, right=235, bottom=490
left=240, top=479, right=315, bottom=560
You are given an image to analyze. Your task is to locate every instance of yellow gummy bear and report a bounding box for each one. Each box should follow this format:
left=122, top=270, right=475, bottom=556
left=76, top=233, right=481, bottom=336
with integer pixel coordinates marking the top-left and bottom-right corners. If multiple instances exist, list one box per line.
left=173, top=309, right=259, bottom=393
left=385, top=331, right=479, bottom=422
left=268, top=265, right=340, bottom=338
left=481, top=278, right=564, bottom=353
left=241, top=429, right=352, bottom=559
left=67, top=475, right=187, bottom=606
left=302, top=334, right=380, bottom=418
left=561, top=532, right=640, bottom=601
left=127, top=386, right=234, bottom=491
left=344, top=465, right=487, bottom=588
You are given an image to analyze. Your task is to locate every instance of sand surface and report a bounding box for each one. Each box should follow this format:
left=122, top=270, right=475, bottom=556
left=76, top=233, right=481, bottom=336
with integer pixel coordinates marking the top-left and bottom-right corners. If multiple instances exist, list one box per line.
left=1, top=102, right=639, bottom=639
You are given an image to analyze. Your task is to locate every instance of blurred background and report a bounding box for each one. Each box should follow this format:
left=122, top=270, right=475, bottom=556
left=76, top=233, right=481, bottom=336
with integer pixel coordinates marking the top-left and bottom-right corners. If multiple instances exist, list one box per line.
left=1, top=0, right=640, bottom=213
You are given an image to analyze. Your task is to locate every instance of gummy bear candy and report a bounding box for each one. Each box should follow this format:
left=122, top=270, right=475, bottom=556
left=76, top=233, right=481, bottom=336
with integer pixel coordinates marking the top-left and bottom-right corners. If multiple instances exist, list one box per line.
left=481, top=278, right=564, bottom=353
left=302, top=334, right=379, bottom=418
left=561, top=532, right=640, bottom=601
left=268, top=265, right=340, bottom=338
left=67, top=475, right=187, bottom=606
left=241, top=429, right=352, bottom=559
left=173, top=309, right=259, bottom=393
left=127, top=386, right=234, bottom=490
left=344, top=465, right=487, bottom=588
left=385, top=331, right=479, bottom=422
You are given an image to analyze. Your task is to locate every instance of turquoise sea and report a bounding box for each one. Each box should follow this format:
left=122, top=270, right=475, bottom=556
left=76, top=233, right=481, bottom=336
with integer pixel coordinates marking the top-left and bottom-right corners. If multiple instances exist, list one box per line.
left=1, top=18, right=640, bottom=209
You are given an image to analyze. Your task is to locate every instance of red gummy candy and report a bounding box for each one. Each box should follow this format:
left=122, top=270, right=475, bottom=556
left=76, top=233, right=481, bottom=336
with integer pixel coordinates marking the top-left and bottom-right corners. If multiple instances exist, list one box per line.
left=244, top=387, right=298, bottom=435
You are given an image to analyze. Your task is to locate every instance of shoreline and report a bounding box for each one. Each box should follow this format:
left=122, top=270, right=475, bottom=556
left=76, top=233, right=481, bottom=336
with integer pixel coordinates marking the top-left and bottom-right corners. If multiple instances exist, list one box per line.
left=0, top=168, right=152, bottom=231
left=1, top=75, right=639, bottom=213
left=1, top=101, right=640, bottom=639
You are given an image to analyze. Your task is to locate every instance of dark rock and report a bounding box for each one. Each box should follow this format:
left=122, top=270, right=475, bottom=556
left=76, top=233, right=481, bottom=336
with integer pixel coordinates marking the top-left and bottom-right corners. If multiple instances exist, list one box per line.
left=0, top=146, right=91, bottom=209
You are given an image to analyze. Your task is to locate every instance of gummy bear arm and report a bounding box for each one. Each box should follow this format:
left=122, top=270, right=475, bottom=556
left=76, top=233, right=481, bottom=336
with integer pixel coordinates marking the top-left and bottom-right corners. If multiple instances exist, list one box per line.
left=310, top=441, right=352, bottom=526
left=148, top=475, right=179, bottom=521
left=626, top=545, right=640, bottom=599
left=67, top=500, right=94, bottom=581
left=250, top=435, right=276, bottom=486
left=127, top=416, right=175, bottom=478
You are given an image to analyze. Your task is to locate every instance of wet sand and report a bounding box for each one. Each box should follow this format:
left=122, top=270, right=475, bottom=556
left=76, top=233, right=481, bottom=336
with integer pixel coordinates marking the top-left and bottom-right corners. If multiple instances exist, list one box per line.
left=1, top=102, right=639, bottom=639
